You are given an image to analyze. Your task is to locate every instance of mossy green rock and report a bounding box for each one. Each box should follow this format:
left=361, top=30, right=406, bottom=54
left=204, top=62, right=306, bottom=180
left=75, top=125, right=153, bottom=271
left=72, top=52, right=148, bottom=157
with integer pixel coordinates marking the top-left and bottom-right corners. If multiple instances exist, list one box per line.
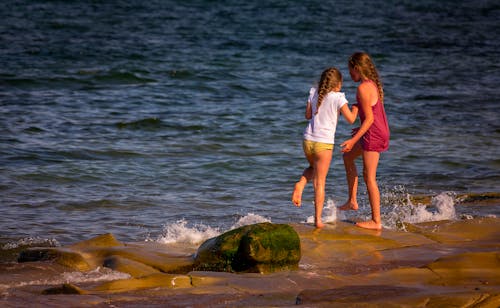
left=193, top=222, right=301, bottom=273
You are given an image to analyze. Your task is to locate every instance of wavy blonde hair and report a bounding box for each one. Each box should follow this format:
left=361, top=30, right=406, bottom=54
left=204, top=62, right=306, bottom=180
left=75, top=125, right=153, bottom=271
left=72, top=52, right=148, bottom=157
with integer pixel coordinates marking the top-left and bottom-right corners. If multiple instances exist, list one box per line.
left=348, top=52, right=384, bottom=103
left=315, top=67, right=342, bottom=115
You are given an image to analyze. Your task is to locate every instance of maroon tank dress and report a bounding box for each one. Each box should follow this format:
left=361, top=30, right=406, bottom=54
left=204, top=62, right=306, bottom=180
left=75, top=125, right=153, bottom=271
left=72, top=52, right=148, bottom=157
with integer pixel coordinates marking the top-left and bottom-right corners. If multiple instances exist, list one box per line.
left=357, top=81, right=390, bottom=152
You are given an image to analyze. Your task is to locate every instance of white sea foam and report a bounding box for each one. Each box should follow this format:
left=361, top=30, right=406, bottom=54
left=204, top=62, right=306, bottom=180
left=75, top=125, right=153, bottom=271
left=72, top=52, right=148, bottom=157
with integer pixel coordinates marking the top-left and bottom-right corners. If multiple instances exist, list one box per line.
left=0, top=267, right=130, bottom=291
left=384, top=192, right=457, bottom=229
left=60, top=267, right=130, bottom=284
left=301, top=192, right=458, bottom=230
left=2, top=237, right=60, bottom=250
left=306, top=198, right=342, bottom=225
left=229, top=212, right=271, bottom=230
left=406, top=192, right=456, bottom=223
left=153, top=213, right=271, bottom=245
left=154, top=219, right=221, bottom=245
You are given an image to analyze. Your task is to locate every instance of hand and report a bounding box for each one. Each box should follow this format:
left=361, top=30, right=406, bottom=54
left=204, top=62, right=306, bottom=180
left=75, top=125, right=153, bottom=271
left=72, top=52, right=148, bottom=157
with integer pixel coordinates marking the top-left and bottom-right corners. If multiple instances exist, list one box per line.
left=341, top=138, right=355, bottom=153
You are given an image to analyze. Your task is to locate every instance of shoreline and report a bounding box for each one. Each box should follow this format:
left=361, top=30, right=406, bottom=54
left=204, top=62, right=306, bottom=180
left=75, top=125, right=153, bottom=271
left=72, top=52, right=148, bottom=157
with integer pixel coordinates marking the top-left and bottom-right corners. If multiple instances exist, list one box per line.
left=1, top=213, right=499, bottom=307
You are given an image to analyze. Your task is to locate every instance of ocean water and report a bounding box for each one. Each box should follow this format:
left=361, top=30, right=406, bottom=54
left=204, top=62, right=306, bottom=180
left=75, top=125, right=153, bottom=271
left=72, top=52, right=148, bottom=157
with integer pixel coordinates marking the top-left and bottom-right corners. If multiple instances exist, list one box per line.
left=1, top=0, right=499, bottom=247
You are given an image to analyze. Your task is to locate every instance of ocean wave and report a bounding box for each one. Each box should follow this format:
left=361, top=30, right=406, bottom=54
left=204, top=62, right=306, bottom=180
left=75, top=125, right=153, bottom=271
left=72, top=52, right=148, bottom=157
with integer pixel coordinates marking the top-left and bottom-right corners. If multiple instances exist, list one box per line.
left=115, top=117, right=210, bottom=132
left=115, top=117, right=163, bottom=130
left=151, top=219, right=220, bottom=245
left=303, top=192, right=462, bottom=231
left=2, top=236, right=60, bottom=250
left=1, top=70, right=155, bottom=90
left=0, top=267, right=130, bottom=292
left=60, top=267, right=130, bottom=284
left=92, top=71, right=156, bottom=85
left=60, top=199, right=126, bottom=211
left=2, top=147, right=145, bottom=166
left=0, top=76, right=89, bottom=88
left=398, top=193, right=456, bottom=223
left=305, top=199, right=339, bottom=225
left=379, top=192, right=459, bottom=230
left=1, top=237, right=60, bottom=263
left=151, top=213, right=271, bottom=245
left=60, top=148, right=144, bottom=160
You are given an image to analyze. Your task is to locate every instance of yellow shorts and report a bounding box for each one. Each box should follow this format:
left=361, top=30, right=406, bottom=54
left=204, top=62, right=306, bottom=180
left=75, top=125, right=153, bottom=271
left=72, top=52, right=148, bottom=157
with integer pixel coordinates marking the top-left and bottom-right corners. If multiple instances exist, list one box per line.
left=302, top=140, right=334, bottom=156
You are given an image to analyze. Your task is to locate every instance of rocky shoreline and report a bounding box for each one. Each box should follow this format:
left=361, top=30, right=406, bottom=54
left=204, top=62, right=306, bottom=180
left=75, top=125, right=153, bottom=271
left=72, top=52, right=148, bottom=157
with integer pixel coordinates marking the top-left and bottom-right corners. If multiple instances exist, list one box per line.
left=1, top=213, right=499, bottom=307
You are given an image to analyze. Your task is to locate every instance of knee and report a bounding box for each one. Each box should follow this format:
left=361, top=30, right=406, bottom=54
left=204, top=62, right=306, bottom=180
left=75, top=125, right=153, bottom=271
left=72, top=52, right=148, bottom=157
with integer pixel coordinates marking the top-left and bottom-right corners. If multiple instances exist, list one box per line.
left=313, top=178, right=326, bottom=189
left=364, top=177, right=376, bottom=186
left=363, top=171, right=377, bottom=185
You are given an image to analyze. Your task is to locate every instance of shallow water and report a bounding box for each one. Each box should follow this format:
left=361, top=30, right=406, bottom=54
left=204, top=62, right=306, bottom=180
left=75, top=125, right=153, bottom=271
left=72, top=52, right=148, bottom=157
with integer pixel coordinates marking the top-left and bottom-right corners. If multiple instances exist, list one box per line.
left=1, top=0, right=499, bottom=247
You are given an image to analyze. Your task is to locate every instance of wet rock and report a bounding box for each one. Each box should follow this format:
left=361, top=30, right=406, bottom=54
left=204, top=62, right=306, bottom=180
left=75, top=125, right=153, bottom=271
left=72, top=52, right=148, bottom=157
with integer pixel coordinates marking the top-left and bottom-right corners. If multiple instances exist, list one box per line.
left=18, top=247, right=91, bottom=271
left=296, top=285, right=421, bottom=305
left=93, top=273, right=192, bottom=292
left=425, top=251, right=500, bottom=285
left=17, top=233, right=194, bottom=274
left=103, top=255, right=160, bottom=278
left=69, top=233, right=123, bottom=249
left=193, top=222, right=301, bottom=273
left=17, top=234, right=123, bottom=271
left=42, top=283, right=87, bottom=295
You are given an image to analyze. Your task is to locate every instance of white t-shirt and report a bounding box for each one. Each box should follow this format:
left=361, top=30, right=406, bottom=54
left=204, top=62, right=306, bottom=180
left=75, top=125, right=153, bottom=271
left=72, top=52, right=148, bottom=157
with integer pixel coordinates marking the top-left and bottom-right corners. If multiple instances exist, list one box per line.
left=303, top=87, right=348, bottom=144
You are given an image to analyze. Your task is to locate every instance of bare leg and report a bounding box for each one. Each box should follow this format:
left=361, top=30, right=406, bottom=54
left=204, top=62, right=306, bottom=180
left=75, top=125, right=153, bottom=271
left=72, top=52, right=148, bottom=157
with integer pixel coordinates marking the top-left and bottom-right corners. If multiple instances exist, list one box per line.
left=292, top=150, right=315, bottom=207
left=339, top=142, right=362, bottom=211
left=292, top=166, right=313, bottom=207
left=356, top=150, right=382, bottom=230
left=312, top=149, right=332, bottom=228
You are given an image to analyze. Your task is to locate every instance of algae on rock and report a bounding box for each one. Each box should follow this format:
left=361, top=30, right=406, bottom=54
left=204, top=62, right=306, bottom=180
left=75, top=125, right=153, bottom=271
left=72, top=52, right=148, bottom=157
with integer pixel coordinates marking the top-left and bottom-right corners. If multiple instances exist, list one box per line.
left=193, top=222, right=301, bottom=273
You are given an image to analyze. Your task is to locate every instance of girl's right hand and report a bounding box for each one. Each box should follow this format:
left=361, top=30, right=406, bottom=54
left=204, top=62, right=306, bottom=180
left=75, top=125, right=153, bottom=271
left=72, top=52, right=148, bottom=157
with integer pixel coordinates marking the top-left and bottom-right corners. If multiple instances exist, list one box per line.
left=341, top=138, right=355, bottom=153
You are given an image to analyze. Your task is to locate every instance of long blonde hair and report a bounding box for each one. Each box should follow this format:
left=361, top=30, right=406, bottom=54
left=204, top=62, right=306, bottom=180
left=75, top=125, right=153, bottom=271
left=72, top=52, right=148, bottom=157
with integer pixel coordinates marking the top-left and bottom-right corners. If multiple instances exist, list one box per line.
left=315, top=67, right=342, bottom=115
left=348, top=52, right=384, bottom=103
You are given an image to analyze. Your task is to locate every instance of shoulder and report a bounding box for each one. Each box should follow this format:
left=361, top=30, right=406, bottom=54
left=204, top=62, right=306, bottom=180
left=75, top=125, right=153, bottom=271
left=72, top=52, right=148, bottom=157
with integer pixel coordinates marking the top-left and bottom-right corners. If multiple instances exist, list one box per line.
left=358, top=80, right=378, bottom=93
left=327, top=91, right=347, bottom=100
left=326, top=92, right=348, bottom=105
left=358, top=81, right=374, bottom=91
left=357, top=81, right=377, bottom=98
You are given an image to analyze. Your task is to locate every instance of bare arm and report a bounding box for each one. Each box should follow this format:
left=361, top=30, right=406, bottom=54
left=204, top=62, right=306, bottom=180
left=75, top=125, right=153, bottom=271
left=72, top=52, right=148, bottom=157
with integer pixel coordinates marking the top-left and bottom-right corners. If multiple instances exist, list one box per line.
left=341, top=82, right=377, bottom=152
left=350, top=91, right=374, bottom=144
left=305, top=101, right=312, bottom=120
left=340, top=104, right=358, bottom=124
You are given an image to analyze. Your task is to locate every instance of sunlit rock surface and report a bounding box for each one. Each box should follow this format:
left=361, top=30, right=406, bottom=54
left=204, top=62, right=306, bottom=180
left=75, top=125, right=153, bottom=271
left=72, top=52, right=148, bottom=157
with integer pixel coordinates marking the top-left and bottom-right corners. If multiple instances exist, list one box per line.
left=3, top=218, right=499, bottom=307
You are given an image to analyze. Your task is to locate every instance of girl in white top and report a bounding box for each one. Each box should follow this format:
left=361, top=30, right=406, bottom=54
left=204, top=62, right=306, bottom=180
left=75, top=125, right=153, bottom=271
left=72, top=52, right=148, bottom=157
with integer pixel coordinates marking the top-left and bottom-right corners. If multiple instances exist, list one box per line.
left=292, top=67, right=358, bottom=228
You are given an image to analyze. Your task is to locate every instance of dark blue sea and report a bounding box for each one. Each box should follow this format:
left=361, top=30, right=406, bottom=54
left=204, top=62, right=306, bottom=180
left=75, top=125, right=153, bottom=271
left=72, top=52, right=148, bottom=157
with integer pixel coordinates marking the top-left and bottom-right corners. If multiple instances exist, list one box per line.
left=1, top=0, right=499, bottom=247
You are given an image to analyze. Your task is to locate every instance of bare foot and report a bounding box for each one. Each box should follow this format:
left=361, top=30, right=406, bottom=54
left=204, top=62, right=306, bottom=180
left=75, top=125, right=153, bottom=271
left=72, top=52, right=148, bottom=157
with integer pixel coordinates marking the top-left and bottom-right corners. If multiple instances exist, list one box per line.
left=355, top=220, right=382, bottom=230
left=338, top=201, right=358, bottom=211
left=315, top=221, right=325, bottom=228
left=292, top=182, right=305, bottom=207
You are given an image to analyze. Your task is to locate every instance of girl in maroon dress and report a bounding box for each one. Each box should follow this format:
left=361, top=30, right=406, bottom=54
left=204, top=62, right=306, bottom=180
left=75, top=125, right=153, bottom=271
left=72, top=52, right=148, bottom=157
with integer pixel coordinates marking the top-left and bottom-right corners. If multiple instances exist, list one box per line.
left=339, top=52, right=390, bottom=230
